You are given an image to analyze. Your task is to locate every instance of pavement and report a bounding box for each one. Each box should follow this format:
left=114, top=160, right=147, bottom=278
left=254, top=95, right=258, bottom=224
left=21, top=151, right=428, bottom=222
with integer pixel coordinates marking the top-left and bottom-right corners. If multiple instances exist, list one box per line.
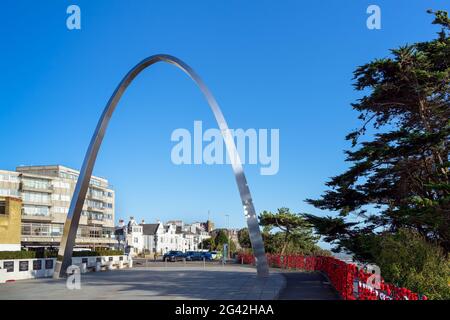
left=278, top=271, right=340, bottom=300
left=0, top=264, right=286, bottom=300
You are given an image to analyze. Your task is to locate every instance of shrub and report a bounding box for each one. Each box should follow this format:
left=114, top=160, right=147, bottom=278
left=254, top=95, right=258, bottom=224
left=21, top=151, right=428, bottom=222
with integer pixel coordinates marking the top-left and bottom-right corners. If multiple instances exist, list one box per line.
left=72, top=249, right=124, bottom=257
left=0, top=249, right=124, bottom=260
left=372, top=228, right=450, bottom=300
left=0, top=250, right=36, bottom=260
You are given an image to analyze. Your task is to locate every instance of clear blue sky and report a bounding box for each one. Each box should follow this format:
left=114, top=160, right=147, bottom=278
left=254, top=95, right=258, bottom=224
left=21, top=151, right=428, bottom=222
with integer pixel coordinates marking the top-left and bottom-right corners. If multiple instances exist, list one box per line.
left=0, top=1, right=447, bottom=231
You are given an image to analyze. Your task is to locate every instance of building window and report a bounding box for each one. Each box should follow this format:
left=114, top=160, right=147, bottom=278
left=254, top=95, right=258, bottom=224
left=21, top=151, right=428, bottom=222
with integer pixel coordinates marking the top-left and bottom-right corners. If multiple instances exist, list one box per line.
left=22, top=191, right=50, bottom=204
left=22, top=205, right=50, bottom=217
left=0, top=174, right=19, bottom=183
left=22, top=178, right=51, bottom=190
left=51, top=194, right=70, bottom=202
left=53, top=181, right=70, bottom=189
left=0, top=201, right=5, bottom=215
left=0, top=189, right=20, bottom=197
left=21, top=223, right=51, bottom=236
left=51, top=224, right=63, bottom=236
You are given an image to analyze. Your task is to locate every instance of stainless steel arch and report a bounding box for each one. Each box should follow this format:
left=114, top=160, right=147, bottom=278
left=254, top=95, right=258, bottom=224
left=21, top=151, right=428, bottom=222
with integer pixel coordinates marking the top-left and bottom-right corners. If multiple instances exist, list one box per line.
left=54, top=54, right=269, bottom=278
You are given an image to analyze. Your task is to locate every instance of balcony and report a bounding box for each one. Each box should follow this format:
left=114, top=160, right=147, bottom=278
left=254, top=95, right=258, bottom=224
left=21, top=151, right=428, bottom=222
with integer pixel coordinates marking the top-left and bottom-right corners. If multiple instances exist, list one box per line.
left=87, top=206, right=105, bottom=213
left=87, top=217, right=105, bottom=225
left=20, top=182, right=53, bottom=193
left=22, top=199, right=52, bottom=206
left=87, top=192, right=106, bottom=201
left=20, top=235, right=116, bottom=245
left=21, top=213, right=53, bottom=222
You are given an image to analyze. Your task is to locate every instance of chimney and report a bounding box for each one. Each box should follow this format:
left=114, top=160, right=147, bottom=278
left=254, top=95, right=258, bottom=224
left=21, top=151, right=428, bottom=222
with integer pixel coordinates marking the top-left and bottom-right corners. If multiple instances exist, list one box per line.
left=141, top=219, right=145, bottom=224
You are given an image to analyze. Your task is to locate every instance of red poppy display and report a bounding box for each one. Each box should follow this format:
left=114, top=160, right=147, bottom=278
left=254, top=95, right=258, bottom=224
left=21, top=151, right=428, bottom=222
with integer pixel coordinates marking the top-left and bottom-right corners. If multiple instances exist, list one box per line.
left=237, top=253, right=424, bottom=300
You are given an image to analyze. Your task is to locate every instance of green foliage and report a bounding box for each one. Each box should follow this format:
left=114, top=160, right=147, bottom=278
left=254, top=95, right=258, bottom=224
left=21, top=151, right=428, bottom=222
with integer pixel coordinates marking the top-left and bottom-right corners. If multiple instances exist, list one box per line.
left=0, top=250, right=36, bottom=260
left=229, top=239, right=237, bottom=254
left=72, top=249, right=124, bottom=257
left=214, top=229, right=229, bottom=249
left=237, top=228, right=251, bottom=250
left=372, top=229, right=450, bottom=300
left=200, top=237, right=215, bottom=250
left=304, top=10, right=450, bottom=299
left=259, top=208, right=320, bottom=255
left=305, top=9, right=450, bottom=255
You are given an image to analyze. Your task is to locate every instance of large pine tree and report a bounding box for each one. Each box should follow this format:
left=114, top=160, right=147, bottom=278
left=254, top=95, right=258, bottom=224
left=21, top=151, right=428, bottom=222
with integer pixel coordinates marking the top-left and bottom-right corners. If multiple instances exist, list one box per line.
left=304, top=10, right=450, bottom=261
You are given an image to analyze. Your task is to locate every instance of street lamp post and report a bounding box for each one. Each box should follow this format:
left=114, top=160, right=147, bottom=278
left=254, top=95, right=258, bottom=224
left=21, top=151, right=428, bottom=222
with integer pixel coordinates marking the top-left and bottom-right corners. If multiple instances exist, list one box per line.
left=225, top=214, right=230, bottom=260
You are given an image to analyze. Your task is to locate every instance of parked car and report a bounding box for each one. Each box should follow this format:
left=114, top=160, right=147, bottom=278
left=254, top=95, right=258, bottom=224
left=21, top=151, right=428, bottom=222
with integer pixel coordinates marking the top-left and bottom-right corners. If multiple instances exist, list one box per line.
left=201, top=252, right=213, bottom=261
left=163, top=251, right=186, bottom=262
left=210, top=251, right=218, bottom=260
left=185, top=251, right=203, bottom=261
left=184, top=251, right=213, bottom=261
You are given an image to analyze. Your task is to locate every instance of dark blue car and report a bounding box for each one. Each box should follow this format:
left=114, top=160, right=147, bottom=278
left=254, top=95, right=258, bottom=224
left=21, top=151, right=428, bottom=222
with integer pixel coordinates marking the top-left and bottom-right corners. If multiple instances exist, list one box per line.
left=185, top=251, right=213, bottom=261
left=163, top=251, right=186, bottom=262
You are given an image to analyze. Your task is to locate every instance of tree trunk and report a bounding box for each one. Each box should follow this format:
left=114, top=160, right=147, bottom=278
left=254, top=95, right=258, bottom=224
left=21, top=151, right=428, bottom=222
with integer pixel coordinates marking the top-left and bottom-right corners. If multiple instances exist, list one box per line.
left=280, top=232, right=290, bottom=256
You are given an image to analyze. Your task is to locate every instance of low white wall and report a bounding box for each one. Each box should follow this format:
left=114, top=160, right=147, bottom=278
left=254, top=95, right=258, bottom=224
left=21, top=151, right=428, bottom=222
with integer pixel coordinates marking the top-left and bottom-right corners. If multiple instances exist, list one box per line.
left=0, top=258, right=56, bottom=282
left=71, top=255, right=131, bottom=268
left=0, top=255, right=131, bottom=283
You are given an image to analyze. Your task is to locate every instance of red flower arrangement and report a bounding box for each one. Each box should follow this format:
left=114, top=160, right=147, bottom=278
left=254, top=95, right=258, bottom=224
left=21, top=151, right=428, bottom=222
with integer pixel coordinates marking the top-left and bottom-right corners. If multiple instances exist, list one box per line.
left=237, top=253, right=426, bottom=300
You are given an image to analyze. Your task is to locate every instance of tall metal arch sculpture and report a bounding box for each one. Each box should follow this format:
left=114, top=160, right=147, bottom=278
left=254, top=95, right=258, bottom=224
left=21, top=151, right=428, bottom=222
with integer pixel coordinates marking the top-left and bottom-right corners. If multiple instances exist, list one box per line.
left=54, top=54, right=269, bottom=278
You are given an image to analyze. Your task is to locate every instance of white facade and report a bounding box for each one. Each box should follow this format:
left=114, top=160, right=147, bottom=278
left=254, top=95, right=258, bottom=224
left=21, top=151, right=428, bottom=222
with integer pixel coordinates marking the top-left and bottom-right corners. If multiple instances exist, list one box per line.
left=141, top=220, right=211, bottom=255
left=124, top=218, right=144, bottom=257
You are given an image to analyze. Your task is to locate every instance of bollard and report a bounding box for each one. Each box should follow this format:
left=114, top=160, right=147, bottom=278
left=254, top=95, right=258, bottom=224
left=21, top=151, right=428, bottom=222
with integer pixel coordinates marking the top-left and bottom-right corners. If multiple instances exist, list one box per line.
left=108, top=261, right=114, bottom=271
left=80, top=263, right=87, bottom=274
left=119, top=260, right=124, bottom=269
left=128, top=258, right=133, bottom=268
left=203, top=257, right=206, bottom=269
left=184, top=258, right=186, bottom=267
left=95, top=262, right=101, bottom=272
left=241, top=257, right=244, bottom=265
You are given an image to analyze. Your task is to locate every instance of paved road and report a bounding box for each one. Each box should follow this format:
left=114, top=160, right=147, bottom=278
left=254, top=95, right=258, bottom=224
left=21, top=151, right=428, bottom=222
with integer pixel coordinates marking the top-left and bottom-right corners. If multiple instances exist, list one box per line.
left=278, top=272, right=340, bottom=300
left=0, top=265, right=285, bottom=300
left=132, top=258, right=225, bottom=268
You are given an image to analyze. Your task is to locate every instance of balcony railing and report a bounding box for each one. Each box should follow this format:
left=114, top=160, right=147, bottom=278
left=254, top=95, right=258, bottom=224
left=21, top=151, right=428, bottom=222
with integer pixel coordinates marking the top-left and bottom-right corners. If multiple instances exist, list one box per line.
left=21, top=213, right=53, bottom=221
left=87, top=217, right=105, bottom=225
left=87, top=206, right=105, bottom=213
left=20, top=182, right=53, bottom=193
left=87, top=192, right=106, bottom=201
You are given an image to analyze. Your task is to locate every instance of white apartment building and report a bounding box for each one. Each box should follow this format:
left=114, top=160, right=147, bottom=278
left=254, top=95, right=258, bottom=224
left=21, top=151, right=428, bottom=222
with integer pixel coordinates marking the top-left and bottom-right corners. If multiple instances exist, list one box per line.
left=140, top=220, right=211, bottom=255
left=0, top=165, right=116, bottom=249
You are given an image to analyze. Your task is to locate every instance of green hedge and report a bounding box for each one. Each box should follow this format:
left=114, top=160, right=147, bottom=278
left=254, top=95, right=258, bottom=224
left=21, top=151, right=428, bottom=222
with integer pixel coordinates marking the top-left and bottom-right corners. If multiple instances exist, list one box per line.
left=0, top=251, right=36, bottom=260
left=72, top=249, right=124, bottom=257
left=0, top=249, right=124, bottom=260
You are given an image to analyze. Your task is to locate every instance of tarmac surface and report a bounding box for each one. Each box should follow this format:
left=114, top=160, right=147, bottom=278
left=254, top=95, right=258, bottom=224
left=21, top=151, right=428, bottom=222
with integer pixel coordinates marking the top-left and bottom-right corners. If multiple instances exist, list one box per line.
left=0, top=264, right=286, bottom=300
